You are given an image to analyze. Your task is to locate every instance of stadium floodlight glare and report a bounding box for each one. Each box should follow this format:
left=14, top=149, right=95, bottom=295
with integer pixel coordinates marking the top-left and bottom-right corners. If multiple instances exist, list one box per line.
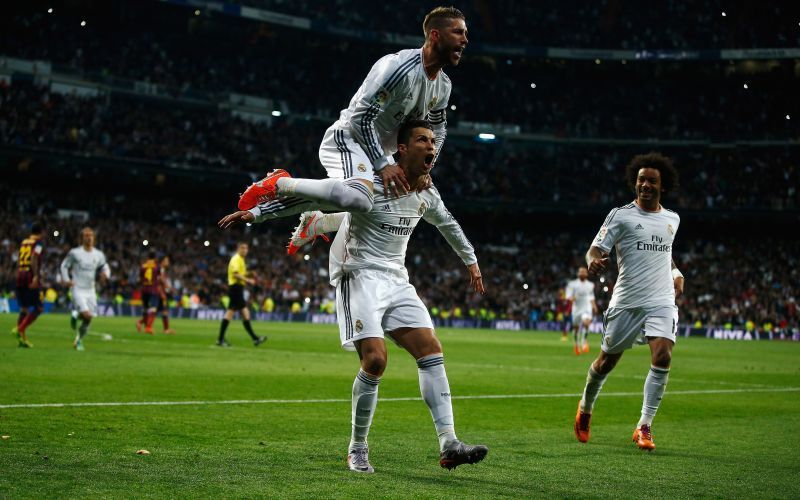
left=595, top=59, right=601, bottom=64
left=477, top=133, right=496, bottom=141
left=599, top=277, right=605, bottom=283
left=523, top=283, right=529, bottom=290
left=721, top=11, right=727, bottom=17
left=47, top=8, right=53, bottom=13
left=142, top=240, right=149, bottom=246
left=53, top=230, right=59, bottom=237
left=271, top=110, right=282, bottom=117
left=304, top=297, right=311, bottom=303
left=743, top=83, right=749, bottom=89
left=450, top=104, right=457, bottom=110
left=203, top=240, right=210, bottom=247
left=303, top=254, right=310, bottom=261
left=787, top=115, right=791, bottom=120
left=80, top=20, right=86, bottom=27
left=530, top=83, right=536, bottom=88
left=603, top=286, right=609, bottom=292
left=194, top=9, right=200, bottom=15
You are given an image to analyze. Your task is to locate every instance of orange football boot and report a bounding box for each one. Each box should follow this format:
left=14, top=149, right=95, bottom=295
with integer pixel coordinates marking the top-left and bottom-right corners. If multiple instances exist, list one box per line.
left=574, top=401, right=591, bottom=443
left=582, top=342, right=590, bottom=353
left=632, top=424, right=655, bottom=451
left=238, top=169, right=292, bottom=210
left=287, top=211, right=330, bottom=256
left=574, top=344, right=581, bottom=356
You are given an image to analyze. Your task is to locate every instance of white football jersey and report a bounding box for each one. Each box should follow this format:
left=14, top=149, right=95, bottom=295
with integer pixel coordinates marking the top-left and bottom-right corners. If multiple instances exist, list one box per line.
left=592, top=202, right=680, bottom=309
left=60, top=246, right=110, bottom=293
left=330, top=48, right=451, bottom=171
left=329, top=184, right=475, bottom=284
left=566, top=279, right=595, bottom=311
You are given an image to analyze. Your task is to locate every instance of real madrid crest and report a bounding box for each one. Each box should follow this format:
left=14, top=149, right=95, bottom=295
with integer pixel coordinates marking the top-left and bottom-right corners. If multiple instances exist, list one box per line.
left=428, top=96, right=439, bottom=110
left=667, top=224, right=674, bottom=235
left=355, top=319, right=363, bottom=332
left=374, top=90, right=389, bottom=105
left=357, top=163, right=367, bottom=172
left=418, top=202, right=427, bottom=215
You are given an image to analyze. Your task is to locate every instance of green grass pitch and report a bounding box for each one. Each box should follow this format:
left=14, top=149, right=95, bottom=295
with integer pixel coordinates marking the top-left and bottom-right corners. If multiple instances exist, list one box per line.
left=1, top=313, right=798, bottom=498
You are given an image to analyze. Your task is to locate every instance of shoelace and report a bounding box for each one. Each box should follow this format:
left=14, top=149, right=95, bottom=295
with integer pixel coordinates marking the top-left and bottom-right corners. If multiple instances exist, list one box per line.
left=578, top=413, right=591, bottom=430
left=639, top=426, right=653, bottom=440
left=351, top=449, right=369, bottom=467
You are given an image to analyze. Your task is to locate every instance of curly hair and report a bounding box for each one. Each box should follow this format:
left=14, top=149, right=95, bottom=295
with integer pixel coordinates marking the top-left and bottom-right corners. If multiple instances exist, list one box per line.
left=625, top=152, right=679, bottom=194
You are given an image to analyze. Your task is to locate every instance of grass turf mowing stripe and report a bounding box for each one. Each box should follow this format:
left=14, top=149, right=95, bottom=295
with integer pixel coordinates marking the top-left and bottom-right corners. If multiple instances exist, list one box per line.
left=2, top=386, right=797, bottom=409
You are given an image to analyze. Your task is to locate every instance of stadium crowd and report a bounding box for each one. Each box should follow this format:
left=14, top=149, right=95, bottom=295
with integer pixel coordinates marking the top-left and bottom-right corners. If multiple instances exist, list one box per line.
left=2, top=4, right=798, bottom=141
left=2, top=82, right=798, bottom=211
left=0, top=188, right=797, bottom=332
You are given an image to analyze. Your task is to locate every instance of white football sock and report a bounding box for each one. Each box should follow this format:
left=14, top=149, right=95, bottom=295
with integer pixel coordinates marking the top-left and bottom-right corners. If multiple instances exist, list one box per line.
left=277, top=178, right=373, bottom=212
left=417, top=354, right=457, bottom=450
left=580, top=365, right=608, bottom=413
left=638, top=365, right=670, bottom=427
left=349, top=369, right=380, bottom=451
left=314, top=212, right=346, bottom=235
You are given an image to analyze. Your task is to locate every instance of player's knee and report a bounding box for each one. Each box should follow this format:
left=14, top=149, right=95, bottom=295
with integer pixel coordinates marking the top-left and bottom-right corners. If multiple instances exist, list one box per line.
left=361, top=354, right=387, bottom=376
left=652, top=350, right=671, bottom=368
left=330, top=182, right=373, bottom=212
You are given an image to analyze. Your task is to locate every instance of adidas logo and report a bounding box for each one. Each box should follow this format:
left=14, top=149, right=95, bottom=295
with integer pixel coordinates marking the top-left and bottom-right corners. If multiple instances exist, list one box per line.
left=381, top=204, right=390, bottom=212
left=634, top=224, right=644, bottom=230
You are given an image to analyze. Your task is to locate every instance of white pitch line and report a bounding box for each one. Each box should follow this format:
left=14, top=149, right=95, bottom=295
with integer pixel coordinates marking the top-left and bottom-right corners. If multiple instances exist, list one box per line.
left=0, top=387, right=797, bottom=410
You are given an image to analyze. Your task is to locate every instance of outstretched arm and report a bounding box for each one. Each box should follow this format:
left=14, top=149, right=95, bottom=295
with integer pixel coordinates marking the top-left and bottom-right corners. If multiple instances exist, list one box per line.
left=585, top=246, right=609, bottom=277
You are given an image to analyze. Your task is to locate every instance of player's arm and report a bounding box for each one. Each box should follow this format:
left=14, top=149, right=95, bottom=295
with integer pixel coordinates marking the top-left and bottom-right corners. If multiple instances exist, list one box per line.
left=671, top=258, right=684, bottom=299
left=585, top=246, right=609, bottom=277
left=30, top=242, right=42, bottom=287
left=60, top=251, right=74, bottom=288
left=586, top=208, right=621, bottom=276
left=422, top=190, right=484, bottom=294
left=428, top=85, right=450, bottom=169
left=350, top=56, right=412, bottom=196
left=99, top=258, right=111, bottom=283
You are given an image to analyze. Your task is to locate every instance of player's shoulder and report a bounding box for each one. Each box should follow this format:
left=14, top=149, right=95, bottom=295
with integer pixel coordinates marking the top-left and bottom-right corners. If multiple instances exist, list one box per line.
left=419, top=185, right=444, bottom=205
left=661, top=205, right=681, bottom=221
left=603, top=202, right=636, bottom=224
left=439, top=70, right=452, bottom=87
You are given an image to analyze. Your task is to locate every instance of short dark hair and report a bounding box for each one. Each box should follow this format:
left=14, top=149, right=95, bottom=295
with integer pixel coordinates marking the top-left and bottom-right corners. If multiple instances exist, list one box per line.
left=625, top=152, right=679, bottom=194
left=397, top=119, right=434, bottom=147
left=31, top=223, right=43, bottom=235
left=423, top=6, right=465, bottom=39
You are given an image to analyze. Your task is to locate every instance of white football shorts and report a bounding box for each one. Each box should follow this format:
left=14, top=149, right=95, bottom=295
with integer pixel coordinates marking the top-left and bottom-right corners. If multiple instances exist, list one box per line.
left=73, top=289, right=98, bottom=316
left=572, top=307, right=593, bottom=323
left=336, top=269, right=433, bottom=351
left=319, top=127, right=376, bottom=184
left=601, top=304, right=678, bottom=354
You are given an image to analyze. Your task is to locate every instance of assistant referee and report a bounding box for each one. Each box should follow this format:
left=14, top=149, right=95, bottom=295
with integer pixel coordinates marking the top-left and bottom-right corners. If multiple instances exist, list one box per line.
left=217, top=242, right=266, bottom=347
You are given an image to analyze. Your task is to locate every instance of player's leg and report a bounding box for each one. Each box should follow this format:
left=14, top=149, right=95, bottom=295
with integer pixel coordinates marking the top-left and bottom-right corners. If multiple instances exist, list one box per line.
left=571, top=314, right=581, bottom=355
left=575, top=307, right=643, bottom=443
left=240, top=307, right=266, bottom=346
left=581, top=316, right=592, bottom=352
left=240, top=129, right=375, bottom=218
left=16, top=290, right=42, bottom=346
left=217, top=308, right=235, bottom=346
left=158, top=296, right=174, bottom=334
left=348, top=336, right=386, bottom=472
left=337, top=271, right=388, bottom=473
left=136, top=293, right=148, bottom=332
left=633, top=306, right=678, bottom=451
left=384, top=283, right=488, bottom=469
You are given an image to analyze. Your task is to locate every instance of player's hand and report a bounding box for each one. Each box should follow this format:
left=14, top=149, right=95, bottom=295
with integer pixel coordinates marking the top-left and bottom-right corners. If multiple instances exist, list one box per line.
left=587, top=256, right=609, bottom=277
left=380, top=164, right=410, bottom=197
left=673, top=276, right=684, bottom=299
left=467, top=263, right=485, bottom=295
left=218, top=210, right=255, bottom=229
left=31, top=277, right=39, bottom=288
left=64, top=280, right=73, bottom=288
left=415, top=174, right=433, bottom=193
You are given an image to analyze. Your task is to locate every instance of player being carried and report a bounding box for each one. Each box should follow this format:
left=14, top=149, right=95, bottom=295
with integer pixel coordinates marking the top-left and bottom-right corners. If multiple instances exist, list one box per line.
left=230, top=6, right=468, bottom=229
left=574, top=153, right=685, bottom=451
left=12, top=223, right=45, bottom=348
left=60, top=227, right=111, bottom=351
left=565, top=267, right=598, bottom=355
left=221, top=120, right=488, bottom=473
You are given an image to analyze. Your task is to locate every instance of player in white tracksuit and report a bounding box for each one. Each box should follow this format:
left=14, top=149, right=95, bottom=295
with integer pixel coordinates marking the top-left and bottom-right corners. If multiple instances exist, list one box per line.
left=60, top=227, right=110, bottom=351
left=226, top=7, right=469, bottom=226
left=574, top=153, right=685, bottom=451
left=565, top=267, right=598, bottom=355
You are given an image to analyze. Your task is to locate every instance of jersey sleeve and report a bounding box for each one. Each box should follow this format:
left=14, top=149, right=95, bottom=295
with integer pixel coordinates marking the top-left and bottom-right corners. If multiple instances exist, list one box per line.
left=33, top=241, right=43, bottom=255
left=98, top=252, right=111, bottom=279
left=422, top=188, right=477, bottom=266
left=427, top=83, right=450, bottom=167
left=592, top=208, right=624, bottom=253
left=59, top=250, right=74, bottom=282
left=349, top=54, right=412, bottom=171
left=565, top=282, right=575, bottom=300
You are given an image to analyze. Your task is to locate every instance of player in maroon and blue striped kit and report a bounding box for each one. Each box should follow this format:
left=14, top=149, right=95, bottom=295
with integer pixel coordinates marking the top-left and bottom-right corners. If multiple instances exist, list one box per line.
left=136, top=252, right=160, bottom=335
left=13, top=224, right=45, bottom=348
